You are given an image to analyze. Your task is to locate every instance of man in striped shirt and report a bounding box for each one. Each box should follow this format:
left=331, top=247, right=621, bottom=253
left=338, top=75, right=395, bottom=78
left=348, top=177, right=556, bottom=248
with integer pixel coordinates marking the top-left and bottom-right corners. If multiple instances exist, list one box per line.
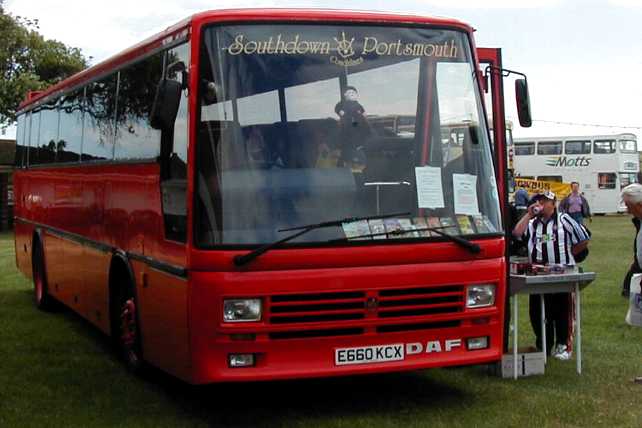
left=512, top=190, right=590, bottom=359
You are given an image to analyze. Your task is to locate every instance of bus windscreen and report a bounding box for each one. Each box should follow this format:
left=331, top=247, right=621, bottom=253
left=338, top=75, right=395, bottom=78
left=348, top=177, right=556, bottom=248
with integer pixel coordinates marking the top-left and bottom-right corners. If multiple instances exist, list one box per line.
left=195, top=24, right=501, bottom=246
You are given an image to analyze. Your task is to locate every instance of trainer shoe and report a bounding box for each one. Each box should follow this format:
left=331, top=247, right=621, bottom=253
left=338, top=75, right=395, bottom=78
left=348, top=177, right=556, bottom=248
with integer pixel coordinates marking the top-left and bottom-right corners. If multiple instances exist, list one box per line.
left=552, top=344, right=571, bottom=360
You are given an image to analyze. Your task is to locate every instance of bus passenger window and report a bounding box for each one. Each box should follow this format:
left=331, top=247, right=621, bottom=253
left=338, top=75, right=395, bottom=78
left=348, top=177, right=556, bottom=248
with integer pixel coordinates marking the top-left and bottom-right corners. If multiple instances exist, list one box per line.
left=598, top=172, right=616, bottom=189
left=83, top=76, right=118, bottom=161
left=565, top=140, right=590, bottom=154
left=27, top=111, right=40, bottom=166
left=15, top=113, right=27, bottom=168
left=161, top=43, right=190, bottom=243
left=114, top=53, right=163, bottom=161
left=537, top=175, right=562, bottom=183
left=620, top=139, right=637, bottom=153
left=285, top=79, right=339, bottom=122
left=514, top=142, right=534, bottom=155
left=34, top=101, right=59, bottom=165
left=620, top=173, right=638, bottom=189
left=57, top=89, right=84, bottom=163
left=537, top=141, right=562, bottom=155
left=594, top=140, right=615, bottom=154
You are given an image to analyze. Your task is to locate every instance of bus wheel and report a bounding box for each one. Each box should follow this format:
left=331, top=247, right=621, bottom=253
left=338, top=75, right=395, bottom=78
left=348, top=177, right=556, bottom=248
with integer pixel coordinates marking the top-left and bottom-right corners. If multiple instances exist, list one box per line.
left=118, top=286, right=144, bottom=373
left=32, top=242, right=55, bottom=311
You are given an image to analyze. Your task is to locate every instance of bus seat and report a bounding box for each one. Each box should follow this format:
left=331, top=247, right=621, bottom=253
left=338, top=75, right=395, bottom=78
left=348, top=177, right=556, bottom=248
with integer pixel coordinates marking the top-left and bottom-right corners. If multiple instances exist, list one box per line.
left=361, top=137, right=415, bottom=214
left=363, top=137, right=415, bottom=182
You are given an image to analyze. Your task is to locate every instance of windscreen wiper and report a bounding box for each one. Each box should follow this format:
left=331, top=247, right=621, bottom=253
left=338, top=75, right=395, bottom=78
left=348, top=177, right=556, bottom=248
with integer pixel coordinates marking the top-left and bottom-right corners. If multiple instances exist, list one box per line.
left=331, top=226, right=481, bottom=254
left=233, top=212, right=410, bottom=266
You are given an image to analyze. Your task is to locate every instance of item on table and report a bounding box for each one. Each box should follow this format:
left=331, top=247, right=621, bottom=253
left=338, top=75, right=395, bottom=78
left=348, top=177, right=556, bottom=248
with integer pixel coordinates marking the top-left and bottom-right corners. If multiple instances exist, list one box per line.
left=510, top=259, right=530, bottom=275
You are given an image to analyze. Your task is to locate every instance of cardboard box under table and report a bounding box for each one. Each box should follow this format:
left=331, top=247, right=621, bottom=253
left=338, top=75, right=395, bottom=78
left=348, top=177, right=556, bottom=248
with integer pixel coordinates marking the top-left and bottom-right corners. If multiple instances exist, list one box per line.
left=508, top=271, right=596, bottom=379
left=499, top=347, right=545, bottom=378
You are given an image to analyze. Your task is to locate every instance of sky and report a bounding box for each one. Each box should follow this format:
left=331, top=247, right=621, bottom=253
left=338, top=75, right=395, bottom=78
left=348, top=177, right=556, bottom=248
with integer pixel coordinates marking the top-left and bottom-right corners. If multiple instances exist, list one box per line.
left=5, top=0, right=642, bottom=144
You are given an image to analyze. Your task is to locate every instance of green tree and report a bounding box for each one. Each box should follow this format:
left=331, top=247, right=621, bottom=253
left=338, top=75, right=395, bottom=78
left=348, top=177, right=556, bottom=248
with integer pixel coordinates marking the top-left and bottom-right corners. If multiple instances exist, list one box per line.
left=0, top=1, right=88, bottom=130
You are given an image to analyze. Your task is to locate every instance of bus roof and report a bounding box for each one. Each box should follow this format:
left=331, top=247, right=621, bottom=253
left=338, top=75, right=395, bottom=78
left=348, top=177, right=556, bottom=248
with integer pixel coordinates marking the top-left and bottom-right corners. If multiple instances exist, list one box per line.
left=17, top=8, right=473, bottom=113
left=514, top=133, right=637, bottom=142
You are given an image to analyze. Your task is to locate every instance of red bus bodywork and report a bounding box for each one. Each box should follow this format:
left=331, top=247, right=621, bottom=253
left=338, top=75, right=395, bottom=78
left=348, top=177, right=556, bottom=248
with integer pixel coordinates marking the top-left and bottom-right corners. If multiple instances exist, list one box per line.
left=14, top=9, right=509, bottom=384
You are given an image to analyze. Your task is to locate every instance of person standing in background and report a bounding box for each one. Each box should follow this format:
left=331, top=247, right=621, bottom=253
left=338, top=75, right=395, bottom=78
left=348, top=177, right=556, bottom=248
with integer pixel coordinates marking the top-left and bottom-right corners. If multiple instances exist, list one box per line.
left=559, top=181, right=591, bottom=225
left=619, top=183, right=642, bottom=384
left=514, top=184, right=530, bottom=212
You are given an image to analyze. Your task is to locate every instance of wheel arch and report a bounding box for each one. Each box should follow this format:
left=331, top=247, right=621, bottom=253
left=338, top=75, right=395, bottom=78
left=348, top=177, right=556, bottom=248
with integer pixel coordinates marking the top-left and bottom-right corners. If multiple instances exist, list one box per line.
left=108, top=250, right=137, bottom=338
left=31, top=228, right=45, bottom=273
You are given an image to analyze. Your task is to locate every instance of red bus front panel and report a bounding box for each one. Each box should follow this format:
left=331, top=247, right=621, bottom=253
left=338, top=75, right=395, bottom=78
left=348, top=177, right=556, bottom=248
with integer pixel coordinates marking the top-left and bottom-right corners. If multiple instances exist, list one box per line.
left=188, top=254, right=504, bottom=383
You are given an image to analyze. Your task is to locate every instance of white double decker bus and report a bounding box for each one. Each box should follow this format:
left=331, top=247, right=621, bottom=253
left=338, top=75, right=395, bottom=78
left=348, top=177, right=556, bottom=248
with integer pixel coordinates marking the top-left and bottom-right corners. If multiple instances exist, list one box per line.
left=512, top=133, right=639, bottom=213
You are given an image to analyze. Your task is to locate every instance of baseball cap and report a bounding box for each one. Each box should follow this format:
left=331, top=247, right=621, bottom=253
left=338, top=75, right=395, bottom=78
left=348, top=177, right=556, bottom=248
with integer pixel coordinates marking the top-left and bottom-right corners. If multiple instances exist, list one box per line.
left=532, top=190, right=556, bottom=201
left=528, top=190, right=556, bottom=206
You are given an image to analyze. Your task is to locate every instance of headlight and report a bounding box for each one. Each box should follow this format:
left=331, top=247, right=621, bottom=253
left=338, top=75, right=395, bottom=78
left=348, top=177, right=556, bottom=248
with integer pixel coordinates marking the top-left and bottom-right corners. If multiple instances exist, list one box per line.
left=466, top=284, right=496, bottom=308
left=223, top=299, right=262, bottom=322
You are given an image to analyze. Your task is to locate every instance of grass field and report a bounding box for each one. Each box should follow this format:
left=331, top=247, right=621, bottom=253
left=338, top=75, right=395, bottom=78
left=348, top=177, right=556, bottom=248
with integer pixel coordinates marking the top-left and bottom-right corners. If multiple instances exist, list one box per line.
left=1, top=217, right=641, bottom=428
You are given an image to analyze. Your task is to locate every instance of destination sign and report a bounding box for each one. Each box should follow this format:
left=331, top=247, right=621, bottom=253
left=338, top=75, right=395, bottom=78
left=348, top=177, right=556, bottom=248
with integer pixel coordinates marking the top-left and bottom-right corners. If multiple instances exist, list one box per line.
left=223, top=31, right=461, bottom=67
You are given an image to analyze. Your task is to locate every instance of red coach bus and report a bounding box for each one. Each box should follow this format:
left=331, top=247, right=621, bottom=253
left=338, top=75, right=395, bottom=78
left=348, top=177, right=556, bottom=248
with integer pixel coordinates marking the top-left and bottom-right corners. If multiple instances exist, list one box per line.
left=13, top=9, right=530, bottom=383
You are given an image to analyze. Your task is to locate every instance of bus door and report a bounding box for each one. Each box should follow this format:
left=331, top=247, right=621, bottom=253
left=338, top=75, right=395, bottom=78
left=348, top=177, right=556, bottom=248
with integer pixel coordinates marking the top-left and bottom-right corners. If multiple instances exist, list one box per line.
left=583, top=173, right=599, bottom=213
left=476, top=48, right=507, bottom=213
left=593, top=171, right=619, bottom=213
left=476, top=47, right=510, bottom=353
left=136, top=42, right=191, bottom=380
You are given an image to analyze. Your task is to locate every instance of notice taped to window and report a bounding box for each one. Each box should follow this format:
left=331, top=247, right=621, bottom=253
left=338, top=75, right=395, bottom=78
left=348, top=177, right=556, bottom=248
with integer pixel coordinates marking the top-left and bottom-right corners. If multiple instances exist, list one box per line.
left=453, top=173, right=480, bottom=215
left=415, top=166, right=444, bottom=209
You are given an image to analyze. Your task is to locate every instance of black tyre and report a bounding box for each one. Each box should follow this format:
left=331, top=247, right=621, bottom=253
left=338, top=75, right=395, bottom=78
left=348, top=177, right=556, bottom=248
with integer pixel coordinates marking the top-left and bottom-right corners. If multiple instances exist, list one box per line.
left=32, top=242, right=56, bottom=311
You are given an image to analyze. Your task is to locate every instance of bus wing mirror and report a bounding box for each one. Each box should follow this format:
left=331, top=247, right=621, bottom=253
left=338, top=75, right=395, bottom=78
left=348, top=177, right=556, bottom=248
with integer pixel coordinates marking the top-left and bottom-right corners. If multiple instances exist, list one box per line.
left=167, top=61, right=188, bottom=90
left=477, top=69, right=488, bottom=93
left=150, top=78, right=182, bottom=130
left=515, top=78, right=532, bottom=128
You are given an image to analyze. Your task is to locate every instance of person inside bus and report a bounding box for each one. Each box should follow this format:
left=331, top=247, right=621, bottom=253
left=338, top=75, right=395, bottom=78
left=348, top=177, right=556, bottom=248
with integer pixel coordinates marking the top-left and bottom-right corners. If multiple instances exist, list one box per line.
left=244, top=126, right=286, bottom=169
left=512, top=191, right=591, bottom=359
left=559, top=181, right=591, bottom=225
left=335, top=85, right=371, bottom=167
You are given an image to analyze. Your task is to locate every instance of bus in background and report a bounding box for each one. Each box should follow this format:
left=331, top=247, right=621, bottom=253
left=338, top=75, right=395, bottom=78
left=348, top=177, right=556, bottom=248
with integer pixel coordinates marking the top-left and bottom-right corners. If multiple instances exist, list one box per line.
left=512, top=133, right=638, bottom=213
left=368, top=114, right=417, bottom=138
left=13, top=9, right=529, bottom=384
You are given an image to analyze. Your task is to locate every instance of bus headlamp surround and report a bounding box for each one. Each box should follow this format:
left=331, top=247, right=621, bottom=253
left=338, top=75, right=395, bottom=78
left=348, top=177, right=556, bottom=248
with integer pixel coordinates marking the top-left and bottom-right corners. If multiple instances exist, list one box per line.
left=466, top=284, right=496, bottom=308
left=223, top=299, right=262, bottom=322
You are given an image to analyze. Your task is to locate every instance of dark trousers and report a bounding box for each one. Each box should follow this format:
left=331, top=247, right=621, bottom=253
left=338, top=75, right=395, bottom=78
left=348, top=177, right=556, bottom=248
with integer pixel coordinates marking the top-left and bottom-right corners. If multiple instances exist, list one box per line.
left=622, top=262, right=642, bottom=296
left=529, top=293, right=570, bottom=354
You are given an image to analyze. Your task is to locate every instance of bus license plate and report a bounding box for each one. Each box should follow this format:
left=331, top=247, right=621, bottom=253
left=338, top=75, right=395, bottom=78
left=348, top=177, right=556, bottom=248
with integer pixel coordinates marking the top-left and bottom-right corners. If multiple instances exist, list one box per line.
left=335, top=344, right=405, bottom=366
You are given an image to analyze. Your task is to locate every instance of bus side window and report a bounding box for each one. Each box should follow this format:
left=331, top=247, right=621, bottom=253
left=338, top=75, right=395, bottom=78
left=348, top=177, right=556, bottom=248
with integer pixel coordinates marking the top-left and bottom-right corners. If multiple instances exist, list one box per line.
left=537, top=175, right=562, bottom=182
left=594, top=140, right=615, bottom=154
left=83, top=76, right=118, bottom=161
left=514, top=142, right=534, bottom=155
left=565, top=140, right=590, bottom=154
left=58, top=89, right=84, bottom=163
left=536, top=141, right=562, bottom=155
left=161, top=43, right=190, bottom=243
left=35, top=100, right=60, bottom=165
left=598, top=172, right=616, bottom=189
left=15, top=114, right=26, bottom=168
left=114, top=53, right=163, bottom=161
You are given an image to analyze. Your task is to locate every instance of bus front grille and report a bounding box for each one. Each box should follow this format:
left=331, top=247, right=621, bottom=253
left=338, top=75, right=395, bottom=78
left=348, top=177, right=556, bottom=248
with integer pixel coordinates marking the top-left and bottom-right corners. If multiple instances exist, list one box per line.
left=266, top=285, right=465, bottom=339
left=269, top=291, right=367, bottom=325
left=377, top=285, right=464, bottom=319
